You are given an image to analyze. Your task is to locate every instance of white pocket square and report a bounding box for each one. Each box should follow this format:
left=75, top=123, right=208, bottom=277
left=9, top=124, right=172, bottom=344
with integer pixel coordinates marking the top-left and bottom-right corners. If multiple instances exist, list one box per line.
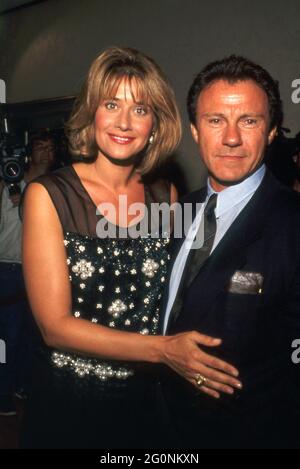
left=228, top=271, right=264, bottom=295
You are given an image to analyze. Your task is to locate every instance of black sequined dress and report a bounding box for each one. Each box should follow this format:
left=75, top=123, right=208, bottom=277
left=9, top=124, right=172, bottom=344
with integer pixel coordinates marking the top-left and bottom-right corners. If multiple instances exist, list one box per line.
left=21, top=166, right=171, bottom=449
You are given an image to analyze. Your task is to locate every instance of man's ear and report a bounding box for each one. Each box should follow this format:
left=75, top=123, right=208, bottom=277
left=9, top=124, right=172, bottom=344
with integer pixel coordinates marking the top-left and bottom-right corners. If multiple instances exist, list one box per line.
left=268, top=126, right=277, bottom=145
left=190, top=123, right=199, bottom=144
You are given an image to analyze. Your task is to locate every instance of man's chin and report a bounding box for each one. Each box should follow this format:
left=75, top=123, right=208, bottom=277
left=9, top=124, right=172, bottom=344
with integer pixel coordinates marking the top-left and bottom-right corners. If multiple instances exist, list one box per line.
left=209, top=165, right=263, bottom=187
left=209, top=172, right=249, bottom=187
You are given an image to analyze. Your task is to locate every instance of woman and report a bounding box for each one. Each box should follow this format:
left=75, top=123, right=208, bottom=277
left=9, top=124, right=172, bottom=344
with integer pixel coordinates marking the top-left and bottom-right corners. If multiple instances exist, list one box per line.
left=21, top=47, right=238, bottom=448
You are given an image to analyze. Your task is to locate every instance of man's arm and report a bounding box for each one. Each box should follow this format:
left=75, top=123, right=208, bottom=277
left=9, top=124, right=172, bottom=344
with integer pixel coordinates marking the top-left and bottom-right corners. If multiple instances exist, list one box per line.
left=286, top=258, right=300, bottom=369
left=284, top=204, right=300, bottom=390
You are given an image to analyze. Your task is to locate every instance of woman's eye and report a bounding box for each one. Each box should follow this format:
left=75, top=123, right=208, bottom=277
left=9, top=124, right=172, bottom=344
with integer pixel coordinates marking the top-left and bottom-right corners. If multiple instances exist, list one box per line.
left=105, top=102, right=117, bottom=110
left=135, top=106, right=147, bottom=115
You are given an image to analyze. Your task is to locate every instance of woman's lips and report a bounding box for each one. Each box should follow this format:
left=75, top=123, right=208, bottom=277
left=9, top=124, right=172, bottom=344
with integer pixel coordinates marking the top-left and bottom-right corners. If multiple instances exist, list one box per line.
left=108, top=134, right=136, bottom=145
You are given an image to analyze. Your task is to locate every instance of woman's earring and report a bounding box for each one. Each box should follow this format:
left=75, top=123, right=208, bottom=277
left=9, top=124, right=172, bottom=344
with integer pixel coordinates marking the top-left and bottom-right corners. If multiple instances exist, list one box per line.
left=149, top=132, right=155, bottom=144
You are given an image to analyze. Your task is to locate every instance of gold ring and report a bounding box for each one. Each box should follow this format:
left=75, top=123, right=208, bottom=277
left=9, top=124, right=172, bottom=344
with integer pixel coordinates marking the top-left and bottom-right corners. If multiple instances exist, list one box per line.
left=195, top=374, right=207, bottom=388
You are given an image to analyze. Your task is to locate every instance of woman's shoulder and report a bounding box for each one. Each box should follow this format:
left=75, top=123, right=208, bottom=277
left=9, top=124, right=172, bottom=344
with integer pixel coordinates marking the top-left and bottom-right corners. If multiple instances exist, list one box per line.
left=32, top=165, right=74, bottom=189
left=142, top=174, right=172, bottom=204
left=23, top=165, right=93, bottom=235
left=23, top=166, right=77, bottom=217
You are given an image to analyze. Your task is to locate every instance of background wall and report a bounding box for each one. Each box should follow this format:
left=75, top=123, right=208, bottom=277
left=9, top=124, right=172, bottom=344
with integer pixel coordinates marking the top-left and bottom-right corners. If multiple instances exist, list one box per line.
left=0, top=0, right=299, bottom=190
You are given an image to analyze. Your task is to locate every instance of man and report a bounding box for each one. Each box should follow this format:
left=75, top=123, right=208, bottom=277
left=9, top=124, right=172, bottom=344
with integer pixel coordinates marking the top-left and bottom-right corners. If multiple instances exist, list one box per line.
left=0, top=131, right=56, bottom=415
left=161, top=56, right=300, bottom=448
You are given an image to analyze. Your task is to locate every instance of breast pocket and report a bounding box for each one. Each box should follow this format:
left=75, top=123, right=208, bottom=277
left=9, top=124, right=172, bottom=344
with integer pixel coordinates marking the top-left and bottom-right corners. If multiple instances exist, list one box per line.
left=222, top=290, right=264, bottom=350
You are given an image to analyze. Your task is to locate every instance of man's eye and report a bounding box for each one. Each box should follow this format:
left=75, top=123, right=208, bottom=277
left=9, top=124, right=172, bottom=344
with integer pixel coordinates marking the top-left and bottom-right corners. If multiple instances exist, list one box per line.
left=209, top=118, right=221, bottom=124
left=244, top=118, right=257, bottom=126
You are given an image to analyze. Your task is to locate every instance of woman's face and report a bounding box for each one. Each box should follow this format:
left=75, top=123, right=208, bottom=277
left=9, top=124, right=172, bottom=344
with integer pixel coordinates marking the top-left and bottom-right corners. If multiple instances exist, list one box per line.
left=94, top=78, right=154, bottom=163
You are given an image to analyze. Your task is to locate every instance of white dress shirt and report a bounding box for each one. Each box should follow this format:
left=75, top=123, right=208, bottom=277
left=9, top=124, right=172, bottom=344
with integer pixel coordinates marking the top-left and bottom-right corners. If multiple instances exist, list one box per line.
left=0, top=180, right=26, bottom=264
left=163, top=164, right=266, bottom=334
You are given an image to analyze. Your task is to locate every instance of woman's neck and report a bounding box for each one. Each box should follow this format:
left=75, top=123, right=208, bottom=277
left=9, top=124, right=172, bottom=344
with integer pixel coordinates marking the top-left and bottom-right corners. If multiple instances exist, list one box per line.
left=90, top=156, right=139, bottom=191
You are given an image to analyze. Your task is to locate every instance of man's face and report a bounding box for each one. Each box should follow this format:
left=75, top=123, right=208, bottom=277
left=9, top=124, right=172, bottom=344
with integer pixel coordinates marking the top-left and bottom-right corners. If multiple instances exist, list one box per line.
left=191, top=79, right=277, bottom=191
left=31, top=139, right=55, bottom=166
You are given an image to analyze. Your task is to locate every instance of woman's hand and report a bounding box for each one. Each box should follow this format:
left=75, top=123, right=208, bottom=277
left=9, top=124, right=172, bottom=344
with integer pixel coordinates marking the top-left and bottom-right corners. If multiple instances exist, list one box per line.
left=159, top=331, right=242, bottom=399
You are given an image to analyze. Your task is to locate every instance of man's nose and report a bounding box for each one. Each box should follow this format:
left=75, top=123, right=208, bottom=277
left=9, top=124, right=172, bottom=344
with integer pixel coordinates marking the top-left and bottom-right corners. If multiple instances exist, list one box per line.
left=115, top=108, right=132, bottom=131
left=222, top=123, right=242, bottom=147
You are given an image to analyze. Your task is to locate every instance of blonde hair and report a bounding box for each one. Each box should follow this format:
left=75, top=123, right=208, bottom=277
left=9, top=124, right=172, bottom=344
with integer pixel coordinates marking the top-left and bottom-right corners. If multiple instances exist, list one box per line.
left=66, top=47, right=182, bottom=174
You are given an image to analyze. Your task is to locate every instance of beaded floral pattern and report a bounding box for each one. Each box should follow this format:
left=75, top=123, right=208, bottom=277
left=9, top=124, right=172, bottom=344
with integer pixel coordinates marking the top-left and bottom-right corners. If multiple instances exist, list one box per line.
left=141, top=258, right=160, bottom=278
left=71, top=259, right=96, bottom=280
left=50, top=232, right=170, bottom=381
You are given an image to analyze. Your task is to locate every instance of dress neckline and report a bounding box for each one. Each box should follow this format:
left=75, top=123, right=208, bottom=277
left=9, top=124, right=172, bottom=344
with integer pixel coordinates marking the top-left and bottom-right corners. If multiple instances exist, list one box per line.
left=69, top=164, right=149, bottom=230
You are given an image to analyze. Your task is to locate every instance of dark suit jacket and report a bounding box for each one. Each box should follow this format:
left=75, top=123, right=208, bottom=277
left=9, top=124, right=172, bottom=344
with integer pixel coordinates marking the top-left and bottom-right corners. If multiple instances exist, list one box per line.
left=160, top=171, right=300, bottom=448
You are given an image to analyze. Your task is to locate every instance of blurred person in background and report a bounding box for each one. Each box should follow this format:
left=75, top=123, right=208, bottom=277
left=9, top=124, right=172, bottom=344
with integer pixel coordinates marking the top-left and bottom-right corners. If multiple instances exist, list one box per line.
left=266, top=129, right=300, bottom=192
left=0, top=131, right=56, bottom=416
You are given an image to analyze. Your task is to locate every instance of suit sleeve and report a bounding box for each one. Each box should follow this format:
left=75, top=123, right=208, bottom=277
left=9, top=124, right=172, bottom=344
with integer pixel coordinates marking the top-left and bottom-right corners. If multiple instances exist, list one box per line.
left=284, top=208, right=300, bottom=389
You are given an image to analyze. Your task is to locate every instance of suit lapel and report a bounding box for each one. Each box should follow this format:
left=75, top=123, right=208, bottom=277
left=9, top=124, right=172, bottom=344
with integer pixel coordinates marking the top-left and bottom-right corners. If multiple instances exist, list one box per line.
left=158, top=188, right=206, bottom=333
left=166, top=187, right=207, bottom=276
left=166, top=171, right=280, bottom=332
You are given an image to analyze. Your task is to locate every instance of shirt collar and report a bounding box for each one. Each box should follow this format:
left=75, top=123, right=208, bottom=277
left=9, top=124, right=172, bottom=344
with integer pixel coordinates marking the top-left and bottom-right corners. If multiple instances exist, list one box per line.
left=207, top=164, right=266, bottom=218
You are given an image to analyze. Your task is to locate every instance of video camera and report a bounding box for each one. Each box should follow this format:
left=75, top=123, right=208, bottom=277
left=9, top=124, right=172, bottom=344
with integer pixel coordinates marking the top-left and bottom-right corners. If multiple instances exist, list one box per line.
left=0, top=114, right=27, bottom=195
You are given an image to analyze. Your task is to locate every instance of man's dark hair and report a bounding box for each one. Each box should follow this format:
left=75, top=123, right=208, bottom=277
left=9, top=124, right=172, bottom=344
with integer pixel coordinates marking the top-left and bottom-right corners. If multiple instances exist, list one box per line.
left=187, top=55, right=283, bottom=131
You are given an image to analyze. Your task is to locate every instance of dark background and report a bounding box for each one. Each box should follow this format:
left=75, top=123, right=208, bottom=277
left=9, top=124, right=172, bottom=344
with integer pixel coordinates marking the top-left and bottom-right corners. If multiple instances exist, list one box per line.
left=0, top=0, right=299, bottom=190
